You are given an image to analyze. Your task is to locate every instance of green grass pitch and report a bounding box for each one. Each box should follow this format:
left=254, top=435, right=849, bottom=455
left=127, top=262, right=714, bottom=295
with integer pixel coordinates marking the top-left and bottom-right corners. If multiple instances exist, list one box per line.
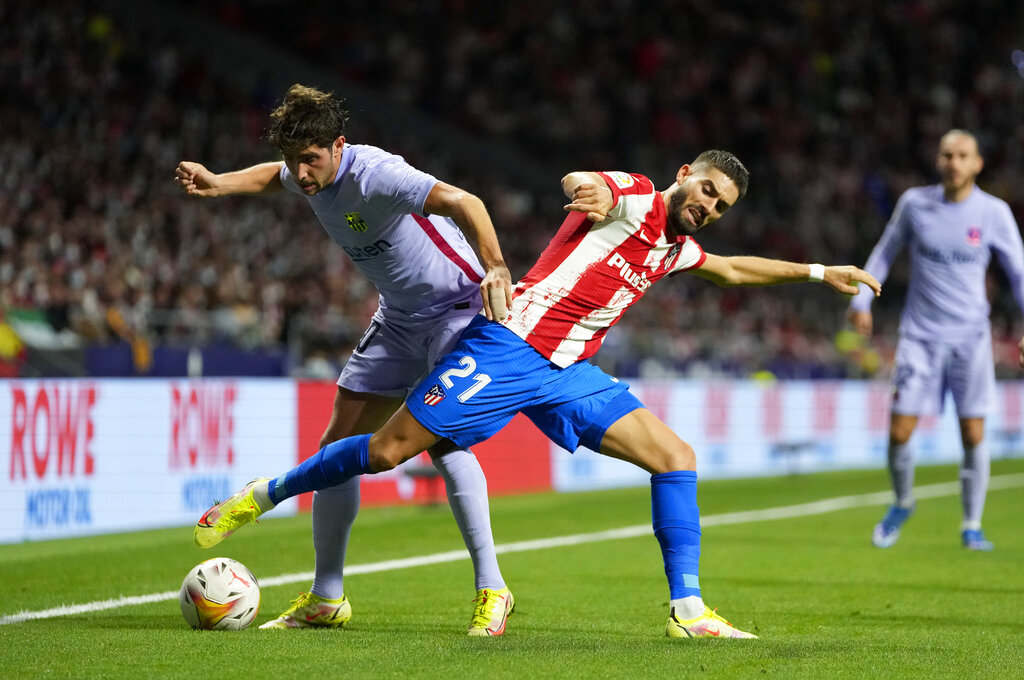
left=2, top=459, right=1022, bottom=679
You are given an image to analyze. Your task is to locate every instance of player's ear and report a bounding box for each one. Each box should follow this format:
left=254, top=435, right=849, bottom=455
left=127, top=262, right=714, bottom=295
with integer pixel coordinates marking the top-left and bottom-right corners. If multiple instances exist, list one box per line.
left=333, top=136, right=346, bottom=156
left=676, top=164, right=692, bottom=184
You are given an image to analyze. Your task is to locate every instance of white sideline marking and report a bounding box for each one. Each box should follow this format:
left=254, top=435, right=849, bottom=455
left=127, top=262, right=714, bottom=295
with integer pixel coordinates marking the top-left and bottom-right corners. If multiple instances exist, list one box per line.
left=3, top=473, right=1023, bottom=626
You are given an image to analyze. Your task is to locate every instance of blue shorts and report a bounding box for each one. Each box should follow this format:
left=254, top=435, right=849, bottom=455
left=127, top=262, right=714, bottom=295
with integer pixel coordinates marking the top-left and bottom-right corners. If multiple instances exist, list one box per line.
left=406, top=316, right=643, bottom=452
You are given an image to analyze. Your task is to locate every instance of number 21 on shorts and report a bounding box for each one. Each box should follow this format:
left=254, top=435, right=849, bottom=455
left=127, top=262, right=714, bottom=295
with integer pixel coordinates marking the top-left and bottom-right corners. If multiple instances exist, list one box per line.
left=439, top=356, right=491, bottom=402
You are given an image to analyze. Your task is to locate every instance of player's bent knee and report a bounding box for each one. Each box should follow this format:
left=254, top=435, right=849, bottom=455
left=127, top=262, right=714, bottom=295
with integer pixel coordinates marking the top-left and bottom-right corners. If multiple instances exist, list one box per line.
left=600, top=408, right=697, bottom=474
left=653, top=441, right=697, bottom=474
left=366, top=444, right=400, bottom=472
left=624, top=439, right=696, bottom=474
left=366, top=434, right=412, bottom=472
left=366, top=416, right=441, bottom=473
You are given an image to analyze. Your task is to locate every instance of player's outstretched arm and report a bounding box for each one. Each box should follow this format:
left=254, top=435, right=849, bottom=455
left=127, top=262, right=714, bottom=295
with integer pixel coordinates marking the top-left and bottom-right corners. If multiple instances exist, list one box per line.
left=562, top=172, right=613, bottom=223
left=174, top=161, right=285, bottom=197
left=424, top=182, right=512, bottom=321
left=691, top=254, right=882, bottom=297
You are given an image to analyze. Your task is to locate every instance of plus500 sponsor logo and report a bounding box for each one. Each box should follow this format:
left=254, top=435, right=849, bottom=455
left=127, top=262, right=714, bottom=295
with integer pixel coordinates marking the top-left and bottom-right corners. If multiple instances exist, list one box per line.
left=607, top=253, right=652, bottom=293
left=8, top=383, right=97, bottom=530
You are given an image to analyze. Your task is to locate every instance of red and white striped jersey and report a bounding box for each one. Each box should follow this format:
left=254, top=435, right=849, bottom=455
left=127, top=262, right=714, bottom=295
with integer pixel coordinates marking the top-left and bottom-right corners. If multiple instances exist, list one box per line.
left=500, top=171, right=706, bottom=367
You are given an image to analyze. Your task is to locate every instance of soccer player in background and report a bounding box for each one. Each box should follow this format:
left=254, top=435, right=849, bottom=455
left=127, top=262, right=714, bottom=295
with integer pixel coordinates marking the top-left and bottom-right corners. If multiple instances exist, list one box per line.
left=175, top=84, right=517, bottom=635
left=849, top=129, right=1024, bottom=551
left=195, top=150, right=881, bottom=638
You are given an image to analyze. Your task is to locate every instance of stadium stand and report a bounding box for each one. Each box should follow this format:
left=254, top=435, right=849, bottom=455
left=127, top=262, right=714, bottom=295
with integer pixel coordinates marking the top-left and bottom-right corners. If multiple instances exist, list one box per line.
left=3, top=0, right=1022, bottom=378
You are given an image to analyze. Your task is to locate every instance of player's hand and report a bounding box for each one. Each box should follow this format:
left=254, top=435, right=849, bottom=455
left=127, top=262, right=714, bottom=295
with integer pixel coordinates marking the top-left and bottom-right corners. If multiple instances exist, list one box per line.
left=174, top=161, right=219, bottom=197
left=1017, top=334, right=1024, bottom=369
left=848, top=309, right=873, bottom=337
left=823, top=265, right=881, bottom=297
left=564, top=182, right=613, bottom=222
left=480, top=264, right=513, bottom=322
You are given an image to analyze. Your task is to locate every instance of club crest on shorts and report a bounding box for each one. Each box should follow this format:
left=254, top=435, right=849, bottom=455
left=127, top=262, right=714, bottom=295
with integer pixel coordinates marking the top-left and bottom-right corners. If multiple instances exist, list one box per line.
left=423, top=384, right=446, bottom=406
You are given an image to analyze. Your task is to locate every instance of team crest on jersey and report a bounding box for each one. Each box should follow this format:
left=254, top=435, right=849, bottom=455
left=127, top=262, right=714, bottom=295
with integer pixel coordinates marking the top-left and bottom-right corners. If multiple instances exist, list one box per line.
left=606, top=171, right=635, bottom=190
left=966, top=226, right=981, bottom=247
left=423, top=384, right=446, bottom=406
left=345, top=212, right=368, bottom=232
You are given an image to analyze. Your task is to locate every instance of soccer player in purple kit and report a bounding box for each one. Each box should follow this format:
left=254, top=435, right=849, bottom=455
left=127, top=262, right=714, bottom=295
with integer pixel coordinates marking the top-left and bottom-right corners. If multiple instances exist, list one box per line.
left=195, top=150, right=881, bottom=638
left=176, top=84, right=516, bottom=635
left=849, top=129, right=1024, bottom=551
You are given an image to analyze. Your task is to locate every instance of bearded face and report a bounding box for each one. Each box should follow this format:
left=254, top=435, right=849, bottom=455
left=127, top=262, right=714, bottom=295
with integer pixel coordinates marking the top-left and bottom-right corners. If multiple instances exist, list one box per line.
left=667, top=188, right=706, bottom=237
left=665, top=167, right=740, bottom=238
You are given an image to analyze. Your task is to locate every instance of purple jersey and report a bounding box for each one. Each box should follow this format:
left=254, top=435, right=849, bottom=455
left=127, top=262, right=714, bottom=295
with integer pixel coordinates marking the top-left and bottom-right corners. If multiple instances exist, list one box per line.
left=280, top=144, right=485, bottom=322
left=850, top=185, right=1024, bottom=340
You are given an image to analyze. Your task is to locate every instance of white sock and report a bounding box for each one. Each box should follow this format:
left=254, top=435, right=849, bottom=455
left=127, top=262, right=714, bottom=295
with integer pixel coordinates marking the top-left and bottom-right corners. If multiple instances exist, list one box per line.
left=309, top=477, right=361, bottom=600
left=671, top=595, right=705, bottom=620
left=960, top=439, right=990, bottom=527
left=252, top=479, right=274, bottom=511
left=433, top=449, right=505, bottom=591
left=888, top=442, right=915, bottom=508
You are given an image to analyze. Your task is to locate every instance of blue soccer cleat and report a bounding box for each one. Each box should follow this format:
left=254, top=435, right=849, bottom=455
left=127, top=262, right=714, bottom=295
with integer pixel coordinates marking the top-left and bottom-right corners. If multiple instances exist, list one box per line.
left=961, top=529, right=994, bottom=552
left=871, top=504, right=914, bottom=548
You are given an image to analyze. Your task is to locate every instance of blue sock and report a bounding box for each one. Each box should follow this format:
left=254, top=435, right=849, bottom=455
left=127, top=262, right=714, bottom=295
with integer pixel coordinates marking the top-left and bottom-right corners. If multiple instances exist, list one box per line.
left=651, top=470, right=701, bottom=600
left=269, top=433, right=374, bottom=504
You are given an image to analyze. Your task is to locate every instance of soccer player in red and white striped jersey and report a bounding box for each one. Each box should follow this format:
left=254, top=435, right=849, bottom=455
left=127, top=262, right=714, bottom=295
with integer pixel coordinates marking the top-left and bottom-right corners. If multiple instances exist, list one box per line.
left=501, top=168, right=707, bottom=367
left=199, top=150, right=881, bottom=638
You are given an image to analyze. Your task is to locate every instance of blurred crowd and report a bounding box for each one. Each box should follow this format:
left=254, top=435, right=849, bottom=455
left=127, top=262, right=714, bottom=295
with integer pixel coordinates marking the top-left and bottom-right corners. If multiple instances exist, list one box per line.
left=3, top=0, right=1023, bottom=378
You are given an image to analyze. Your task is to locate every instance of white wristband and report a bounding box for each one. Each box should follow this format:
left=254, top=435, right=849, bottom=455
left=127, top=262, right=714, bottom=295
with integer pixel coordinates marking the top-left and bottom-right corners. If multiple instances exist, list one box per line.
left=807, top=263, right=826, bottom=283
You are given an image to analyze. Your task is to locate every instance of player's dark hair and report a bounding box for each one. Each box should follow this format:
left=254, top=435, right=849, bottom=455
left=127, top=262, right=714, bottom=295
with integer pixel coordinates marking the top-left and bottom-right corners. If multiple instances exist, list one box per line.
left=266, top=84, right=350, bottom=156
left=692, top=150, right=750, bottom=197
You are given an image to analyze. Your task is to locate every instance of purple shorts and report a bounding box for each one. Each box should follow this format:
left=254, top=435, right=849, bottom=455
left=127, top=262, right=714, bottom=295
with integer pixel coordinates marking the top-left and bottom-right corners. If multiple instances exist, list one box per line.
left=890, top=329, right=994, bottom=418
left=337, top=306, right=481, bottom=398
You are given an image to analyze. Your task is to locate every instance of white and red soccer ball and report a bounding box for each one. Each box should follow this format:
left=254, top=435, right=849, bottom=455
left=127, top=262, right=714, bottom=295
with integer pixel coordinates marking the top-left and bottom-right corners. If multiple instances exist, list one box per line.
left=179, top=557, right=260, bottom=630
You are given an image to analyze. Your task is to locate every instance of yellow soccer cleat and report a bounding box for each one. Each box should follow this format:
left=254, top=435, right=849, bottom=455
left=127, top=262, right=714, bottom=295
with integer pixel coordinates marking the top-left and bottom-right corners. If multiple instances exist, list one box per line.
left=666, top=606, right=758, bottom=639
left=467, top=587, right=514, bottom=637
left=194, top=478, right=270, bottom=548
left=258, top=592, right=352, bottom=630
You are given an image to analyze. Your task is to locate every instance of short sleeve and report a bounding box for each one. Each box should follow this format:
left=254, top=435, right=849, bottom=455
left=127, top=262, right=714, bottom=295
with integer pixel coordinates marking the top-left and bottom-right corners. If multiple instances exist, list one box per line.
left=597, top=172, right=656, bottom=219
